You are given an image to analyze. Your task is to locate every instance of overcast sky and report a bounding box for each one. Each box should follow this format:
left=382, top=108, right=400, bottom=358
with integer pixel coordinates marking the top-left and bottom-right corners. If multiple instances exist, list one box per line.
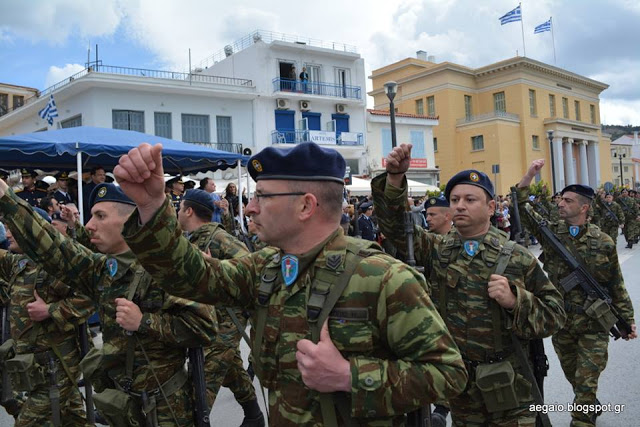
left=1, top=0, right=638, bottom=125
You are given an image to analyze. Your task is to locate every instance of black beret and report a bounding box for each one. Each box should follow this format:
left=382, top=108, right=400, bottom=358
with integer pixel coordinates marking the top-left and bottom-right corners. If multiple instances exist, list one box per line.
left=561, top=184, right=594, bottom=200
left=33, top=206, right=52, bottom=223
left=55, top=171, right=70, bottom=180
left=0, top=169, right=8, bottom=180
left=21, top=168, right=38, bottom=177
left=89, top=183, right=135, bottom=208
left=359, top=201, right=373, bottom=212
left=444, top=170, right=495, bottom=200
left=426, top=196, right=449, bottom=208
left=248, top=142, right=346, bottom=184
left=51, top=212, right=64, bottom=222
left=183, top=189, right=215, bottom=212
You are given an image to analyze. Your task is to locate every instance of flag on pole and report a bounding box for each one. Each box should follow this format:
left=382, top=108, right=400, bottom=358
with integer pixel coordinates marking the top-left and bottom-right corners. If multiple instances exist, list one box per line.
left=499, top=5, right=522, bottom=25
left=38, top=94, right=59, bottom=125
left=534, top=19, right=552, bottom=34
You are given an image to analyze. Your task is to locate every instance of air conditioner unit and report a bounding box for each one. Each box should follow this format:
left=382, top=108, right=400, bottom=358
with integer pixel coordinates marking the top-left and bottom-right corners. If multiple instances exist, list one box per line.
left=335, top=104, right=347, bottom=114
left=299, top=100, right=311, bottom=111
left=276, top=98, right=290, bottom=110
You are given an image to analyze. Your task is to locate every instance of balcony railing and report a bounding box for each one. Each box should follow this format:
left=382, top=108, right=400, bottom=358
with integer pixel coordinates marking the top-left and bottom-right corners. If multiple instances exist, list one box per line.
left=188, top=142, right=245, bottom=154
left=271, top=130, right=363, bottom=145
left=272, top=78, right=361, bottom=100
left=456, top=111, right=520, bottom=126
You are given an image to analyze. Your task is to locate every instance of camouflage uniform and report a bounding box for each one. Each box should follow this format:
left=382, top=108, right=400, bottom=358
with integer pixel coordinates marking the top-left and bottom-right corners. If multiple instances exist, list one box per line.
left=122, top=197, right=468, bottom=426
left=0, top=190, right=217, bottom=426
left=616, top=195, right=638, bottom=246
left=188, top=223, right=258, bottom=408
left=372, top=174, right=566, bottom=426
left=0, top=250, right=93, bottom=426
left=595, top=198, right=624, bottom=243
left=517, top=186, right=635, bottom=427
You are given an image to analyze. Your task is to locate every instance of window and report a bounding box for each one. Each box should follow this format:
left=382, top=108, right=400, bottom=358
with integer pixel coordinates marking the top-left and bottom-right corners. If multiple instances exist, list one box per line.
left=532, top=135, right=540, bottom=150
left=529, top=89, right=537, bottom=116
left=181, top=114, right=210, bottom=143
left=216, top=116, right=232, bottom=144
left=410, top=131, right=425, bottom=158
left=493, top=92, right=506, bottom=113
left=590, top=104, right=596, bottom=124
left=0, top=94, right=9, bottom=116
left=614, top=166, right=619, bottom=173
left=12, top=95, right=24, bottom=108
left=60, top=115, right=82, bottom=128
left=562, top=97, right=569, bottom=118
left=464, top=95, right=472, bottom=119
left=415, top=99, right=424, bottom=115
left=112, top=110, right=145, bottom=132
left=433, top=137, right=438, bottom=152
left=427, top=96, right=435, bottom=116
left=549, top=94, right=556, bottom=117
left=624, top=166, right=629, bottom=173
left=574, top=100, right=581, bottom=121
left=471, top=135, right=484, bottom=151
left=154, top=112, right=172, bottom=138
left=381, top=128, right=392, bottom=157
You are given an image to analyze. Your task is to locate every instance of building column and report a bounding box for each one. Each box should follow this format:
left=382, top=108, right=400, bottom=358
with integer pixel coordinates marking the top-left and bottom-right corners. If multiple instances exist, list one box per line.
left=578, top=141, right=589, bottom=185
left=635, top=163, right=640, bottom=189
left=564, top=138, right=575, bottom=185
left=552, top=137, right=565, bottom=192
left=586, top=140, right=600, bottom=188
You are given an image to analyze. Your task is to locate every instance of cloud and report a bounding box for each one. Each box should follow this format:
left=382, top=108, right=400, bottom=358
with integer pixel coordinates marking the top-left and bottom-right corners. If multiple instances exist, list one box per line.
left=600, top=99, right=640, bottom=126
left=45, top=63, right=85, bottom=88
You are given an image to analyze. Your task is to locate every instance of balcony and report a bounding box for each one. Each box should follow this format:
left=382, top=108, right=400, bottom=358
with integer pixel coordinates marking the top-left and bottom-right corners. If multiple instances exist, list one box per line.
left=456, top=111, right=520, bottom=126
left=188, top=142, right=245, bottom=154
left=272, top=78, right=361, bottom=100
left=271, top=130, right=363, bottom=145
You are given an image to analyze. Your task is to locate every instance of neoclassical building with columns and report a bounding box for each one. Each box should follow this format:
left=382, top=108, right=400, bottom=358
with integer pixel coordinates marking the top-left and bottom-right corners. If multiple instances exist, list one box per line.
left=369, top=54, right=612, bottom=195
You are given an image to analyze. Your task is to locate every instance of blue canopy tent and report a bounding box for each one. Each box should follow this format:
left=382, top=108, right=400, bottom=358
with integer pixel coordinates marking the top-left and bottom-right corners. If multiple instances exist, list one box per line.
left=0, top=126, right=250, bottom=220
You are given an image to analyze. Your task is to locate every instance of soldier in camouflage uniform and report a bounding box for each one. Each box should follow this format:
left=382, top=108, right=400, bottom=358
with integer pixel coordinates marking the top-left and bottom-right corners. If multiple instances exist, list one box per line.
left=0, top=223, right=93, bottom=426
left=372, top=144, right=566, bottom=427
left=114, top=142, right=468, bottom=426
left=595, top=193, right=624, bottom=243
left=616, top=189, right=638, bottom=248
left=178, top=189, right=264, bottom=426
left=517, top=159, right=637, bottom=427
left=0, top=181, right=217, bottom=426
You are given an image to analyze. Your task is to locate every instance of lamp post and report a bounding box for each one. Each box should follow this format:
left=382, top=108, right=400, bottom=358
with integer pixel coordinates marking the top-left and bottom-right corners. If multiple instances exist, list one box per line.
left=547, top=130, right=556, bottom=194
left=614, top=149, right=626, bottom=187
left=384, top=81, right=398, bottom=148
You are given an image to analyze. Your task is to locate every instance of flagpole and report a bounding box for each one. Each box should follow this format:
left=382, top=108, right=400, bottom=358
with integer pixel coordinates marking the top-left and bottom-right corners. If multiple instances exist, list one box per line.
left=550, top=17, right=557, bottom=65
left=519, top=3, right=526, bottom=56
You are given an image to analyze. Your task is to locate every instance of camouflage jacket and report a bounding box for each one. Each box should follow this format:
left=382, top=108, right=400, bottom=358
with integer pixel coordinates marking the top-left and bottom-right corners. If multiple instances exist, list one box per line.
left=616, top=196, right=639, bottom=223
left=0, top=190, right=217, bottom=392
left=371, top=174, right=566, bottom=362
left=0, top=250, right=93, bottom=355
left=122, top=198, right=467, bottom=426
left=594, top=198, right=624, bottom=227
left=188, top=222, right=249, bottom=346
left=516, top=186, right=635, bottom=325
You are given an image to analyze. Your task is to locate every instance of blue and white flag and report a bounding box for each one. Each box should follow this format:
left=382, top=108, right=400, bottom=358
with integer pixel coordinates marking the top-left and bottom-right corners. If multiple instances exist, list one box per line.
left=38, top=94, right=59, bottom=125
left=534, top=19, right=552, bottom=34
left=499, top=5, right=522, bottom=25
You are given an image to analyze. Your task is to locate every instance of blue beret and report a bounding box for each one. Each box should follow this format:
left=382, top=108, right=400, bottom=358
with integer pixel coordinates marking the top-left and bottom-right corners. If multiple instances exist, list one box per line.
left=444, top=169, right=495, bottom=200
left=89, top=183, right=135, bottom=208
left=248, top=142, right=346, bottom=184
left=182, top=189, right=215, bottom=212
left=561, top=184, right=594, bottom=200
left=426, top=196, right=449, bottom=208
left=33, top=206, right=52, bottom=223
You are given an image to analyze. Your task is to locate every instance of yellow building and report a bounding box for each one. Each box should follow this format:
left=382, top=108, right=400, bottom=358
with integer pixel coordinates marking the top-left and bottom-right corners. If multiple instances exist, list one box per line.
left=0, top=83, right=38, bottom=117
left=369, top=55, right=612, bottom=195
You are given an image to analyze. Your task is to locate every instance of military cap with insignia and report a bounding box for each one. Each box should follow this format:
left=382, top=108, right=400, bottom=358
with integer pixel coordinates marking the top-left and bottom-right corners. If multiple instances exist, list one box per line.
left=444, top=169, right=495, bottom=200
left=182, top=189, right=215, bottom=212
left=166, top=175, right=184, bottom=186
left=561, top=184, right=594, bottom=200
left=359, top=201, right=373, bottom=212
left=426, top=196, right=449, bottom=208
left=21, top=168, right=38, bottom=177
left=89, top=183, right=135, bottom=208
left=55, top=171, right=70, bottom=180
left=248, top=142, right=346, bottom=184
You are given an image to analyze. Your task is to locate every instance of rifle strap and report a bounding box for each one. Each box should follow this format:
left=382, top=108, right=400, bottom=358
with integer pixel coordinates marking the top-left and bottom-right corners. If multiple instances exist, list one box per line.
left=124, top=268, right=144, bottom=389
left=558, top=233, right=600, bottom=284
left=601, top=201, right=619, bottom=223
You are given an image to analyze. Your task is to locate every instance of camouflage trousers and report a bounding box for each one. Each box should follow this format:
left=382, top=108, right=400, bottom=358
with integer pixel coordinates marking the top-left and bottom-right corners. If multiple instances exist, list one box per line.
left=600, top=225, right=619, bottom=244
left=204, top=343, right=256, bottom=407
left=623, top=220, right=638, bottom=243
left=552, top=313, right=609, bottom=427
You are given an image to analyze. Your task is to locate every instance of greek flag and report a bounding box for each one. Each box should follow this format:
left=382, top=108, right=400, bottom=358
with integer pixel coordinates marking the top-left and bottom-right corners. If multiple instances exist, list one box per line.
left=499, top=5, right=522, bottom=25
left=38, top=94, right=58, bottom=125
left=534, top=19, right=552, bottom=34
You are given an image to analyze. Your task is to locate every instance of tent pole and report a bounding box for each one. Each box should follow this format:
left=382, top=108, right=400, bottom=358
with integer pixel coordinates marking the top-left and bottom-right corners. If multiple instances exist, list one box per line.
left=237, top=160, right=246, bottom=233
left=76, top=145, right=85, bottom=223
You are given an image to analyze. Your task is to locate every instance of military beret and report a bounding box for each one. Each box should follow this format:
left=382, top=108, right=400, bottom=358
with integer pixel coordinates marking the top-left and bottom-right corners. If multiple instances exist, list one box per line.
left=561, top=184, right=594, bottom=200
left=21, top=168, right=38, bottom=177
left=51, top=212, right=64, bottom=222
left=33, top=206, right=52, bottom=223
left=0, top=169, right=8, bottom=180
left=426, top=196, right=449, bottom=208
left=55, top=171, right=70, bottom=180
left=444, top=169, right=495, bottom=200
left=248, top=142, right=346, bottom=184
left=359, top=201, right=373, bottom=212
left=89, top=183, right=135, bottom=208
left=183, top=189, right=215, bottom=212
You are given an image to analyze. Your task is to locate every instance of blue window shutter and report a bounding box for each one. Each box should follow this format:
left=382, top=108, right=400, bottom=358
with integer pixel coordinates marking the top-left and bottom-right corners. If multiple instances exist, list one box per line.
left=302, top=112, right=321, bottom=130
left=331, top=114, right=350, bottom=137
left=381, top=128, right=392, bottom=157
left=275, top=110, right=295, bottom=131
left=410, top=130, right=425, bottom=158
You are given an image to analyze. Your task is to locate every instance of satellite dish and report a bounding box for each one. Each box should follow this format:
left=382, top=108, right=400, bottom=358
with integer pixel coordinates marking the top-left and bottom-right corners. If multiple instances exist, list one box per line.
left=243, top=148, right=252, bottom=156
left=604, top=182, right=614, bottom=192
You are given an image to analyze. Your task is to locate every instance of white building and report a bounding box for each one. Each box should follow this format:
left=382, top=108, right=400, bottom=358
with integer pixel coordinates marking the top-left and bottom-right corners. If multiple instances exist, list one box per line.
left=366, top=109, right=439, bottom=185
left=610, top=132, right=640, bottom=188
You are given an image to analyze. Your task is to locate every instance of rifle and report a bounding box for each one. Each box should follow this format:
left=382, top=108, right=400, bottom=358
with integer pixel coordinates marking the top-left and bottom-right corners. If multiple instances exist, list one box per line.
left=0, top=303, right=13, bottom=407
left=523, top=204, right=632, bottom=340
left=510, top=188, right=525, bottom=243
left=78, top=323, right=95, bottom=424
left=48, top=353, right=61, bottom=426
left=188, top=347, right=210, bottom=427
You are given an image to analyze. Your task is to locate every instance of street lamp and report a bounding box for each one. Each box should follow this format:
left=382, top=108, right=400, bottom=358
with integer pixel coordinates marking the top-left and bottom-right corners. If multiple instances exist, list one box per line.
left=547, top=130, right=556, bottom=194
left=384, top=81, right=398, bottom=148
left=614, top=149, right=626, bottom=187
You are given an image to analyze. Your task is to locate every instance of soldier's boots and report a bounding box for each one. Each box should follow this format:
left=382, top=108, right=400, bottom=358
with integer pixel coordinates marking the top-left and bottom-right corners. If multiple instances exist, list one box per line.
left=240, top=399, right=265, bottom=427
left=626, top=242, right=634, bottom=249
